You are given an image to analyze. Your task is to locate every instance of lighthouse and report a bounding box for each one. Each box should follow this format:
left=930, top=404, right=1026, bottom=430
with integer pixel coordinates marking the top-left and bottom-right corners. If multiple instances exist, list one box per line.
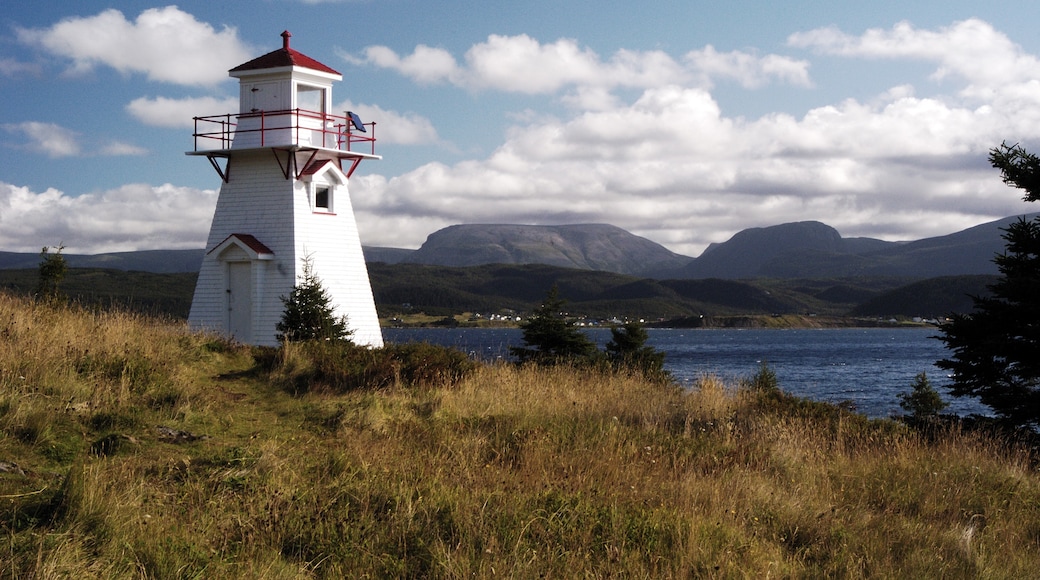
left=187, top=31, right=383, bottom=347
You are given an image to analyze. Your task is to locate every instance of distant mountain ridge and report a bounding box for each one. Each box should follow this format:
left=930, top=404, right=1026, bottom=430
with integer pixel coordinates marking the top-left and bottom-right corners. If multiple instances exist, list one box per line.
left=1, top=214, right=1036, bottom=279
left=680, top=221, right=897, bottom=279
left=679, top=213, right=1038, bottom=279
left=395, top=223, right=693, bottom=277
left=0, top=249, right=205, bottom=273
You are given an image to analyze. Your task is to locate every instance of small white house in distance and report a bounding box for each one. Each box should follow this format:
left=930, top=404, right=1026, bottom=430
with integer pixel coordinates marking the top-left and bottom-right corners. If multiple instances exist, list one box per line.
left=187, top=31, right=383, bottom=347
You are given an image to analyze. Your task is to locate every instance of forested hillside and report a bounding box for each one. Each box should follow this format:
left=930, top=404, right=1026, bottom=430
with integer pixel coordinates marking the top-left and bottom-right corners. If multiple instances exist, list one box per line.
left=0, top=264, right=991, bottom=324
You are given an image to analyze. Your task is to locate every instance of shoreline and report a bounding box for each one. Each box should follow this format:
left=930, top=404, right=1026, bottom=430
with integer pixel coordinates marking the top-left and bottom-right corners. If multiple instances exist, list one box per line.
left=381, top=313, right=938, bottom=330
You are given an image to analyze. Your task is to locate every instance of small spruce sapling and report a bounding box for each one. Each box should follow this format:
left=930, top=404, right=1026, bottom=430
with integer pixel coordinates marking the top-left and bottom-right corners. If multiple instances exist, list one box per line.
left=276, top=256, right=353, bottom=343
left=606, top=321, right=666, bottom=378
left=898, top=372, right=948, bottom=419
left=746, top=361, right=780, bottom=394
left=510, top=285, right=597, bottom=365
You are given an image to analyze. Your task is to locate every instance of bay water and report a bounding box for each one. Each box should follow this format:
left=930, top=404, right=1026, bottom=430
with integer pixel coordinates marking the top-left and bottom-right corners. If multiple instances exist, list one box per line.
left=383, top=326, right=988, bottom=419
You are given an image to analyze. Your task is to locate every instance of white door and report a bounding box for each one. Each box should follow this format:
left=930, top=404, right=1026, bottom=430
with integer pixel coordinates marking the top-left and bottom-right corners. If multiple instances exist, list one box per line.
left=227, top=262, right=252, bottom=341
left=247, top=82, right=283, bottom=112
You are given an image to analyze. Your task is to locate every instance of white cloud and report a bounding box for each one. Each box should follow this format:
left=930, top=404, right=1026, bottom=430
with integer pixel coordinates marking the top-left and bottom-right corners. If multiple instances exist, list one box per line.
left=560, top=86, right=622, bottom=111
left=3, top=121, right=81, bottom=158
left=99, top=142, right=149, bottom=156
left=353, top=75, right=1031, bottom=256
left=348, top=44, right=462, bottom=85
left=0, top=182, right=216, bottom=253
left=337, top=20, right=1040, bottom=256
left=3, top=121, right=149, bottom=158
left=127, top=96, right=239, bottom=128
left=788, top=19, right=1040, bottom=93
left=350, top=34, right=807, bottom=97
left=683, top=46, right=812, bottom=89
left=0, top=57, right=42, bottom=77
left=462, top=34, right=607, bottom=93
left=15, top=6, right=252, bottom=86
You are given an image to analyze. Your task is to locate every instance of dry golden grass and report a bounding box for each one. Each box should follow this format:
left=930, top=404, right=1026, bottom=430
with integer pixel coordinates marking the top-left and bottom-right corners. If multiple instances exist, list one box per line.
left=2, top=291, right=1039, bottom=578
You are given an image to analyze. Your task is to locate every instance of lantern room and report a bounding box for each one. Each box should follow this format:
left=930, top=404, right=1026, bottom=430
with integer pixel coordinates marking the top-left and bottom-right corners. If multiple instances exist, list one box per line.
left=231, top=31, right=339, bottom=115
left=189, top=31, right=376, bottom=178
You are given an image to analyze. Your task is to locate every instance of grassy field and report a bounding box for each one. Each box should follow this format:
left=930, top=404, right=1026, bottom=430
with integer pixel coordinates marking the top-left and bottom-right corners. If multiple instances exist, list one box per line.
left=2, top=291, right=1039, bottom=578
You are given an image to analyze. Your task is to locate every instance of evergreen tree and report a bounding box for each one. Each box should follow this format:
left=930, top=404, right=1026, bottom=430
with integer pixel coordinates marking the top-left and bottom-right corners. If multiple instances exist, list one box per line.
left=898, top=372, right=948, bottom=419
left=606, top=321, right=666, bottom=378
left=276, top=257, right=352, bottom=343
left=936, top=142, right=1040, bottom=427
left=36, top=244, right=67, bottom=302
left=510, top=285, right=597, bottom=365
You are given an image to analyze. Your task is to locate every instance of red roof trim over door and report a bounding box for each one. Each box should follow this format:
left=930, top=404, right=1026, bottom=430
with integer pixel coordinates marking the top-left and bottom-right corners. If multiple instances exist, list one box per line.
left=208, top=233, right=275, bottom=259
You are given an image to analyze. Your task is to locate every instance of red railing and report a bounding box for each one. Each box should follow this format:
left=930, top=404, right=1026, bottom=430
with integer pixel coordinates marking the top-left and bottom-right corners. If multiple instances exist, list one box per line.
left=192, top=109, right=376, bottom=155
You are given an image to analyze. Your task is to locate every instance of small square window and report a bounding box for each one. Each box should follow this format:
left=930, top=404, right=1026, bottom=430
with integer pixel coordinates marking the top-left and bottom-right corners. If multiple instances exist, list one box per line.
left=315, top=186, right=330, bottom=211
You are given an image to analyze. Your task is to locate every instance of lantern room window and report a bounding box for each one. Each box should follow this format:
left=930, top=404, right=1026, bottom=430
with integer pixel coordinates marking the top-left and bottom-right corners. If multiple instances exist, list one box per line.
left=296, top=84, right=325, bottom=113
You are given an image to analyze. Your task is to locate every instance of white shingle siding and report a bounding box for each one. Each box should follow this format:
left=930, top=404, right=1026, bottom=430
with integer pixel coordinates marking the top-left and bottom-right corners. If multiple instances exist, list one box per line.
left=293, top=170, right=383, bottom=347
left=188, top=151, right=383, bottom=347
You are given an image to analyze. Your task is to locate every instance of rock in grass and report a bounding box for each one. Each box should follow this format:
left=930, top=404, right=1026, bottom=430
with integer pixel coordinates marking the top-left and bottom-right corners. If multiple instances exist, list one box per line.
left=0, top=461, right=25, bottom=476
left=156, top=425, right=208, bottom=443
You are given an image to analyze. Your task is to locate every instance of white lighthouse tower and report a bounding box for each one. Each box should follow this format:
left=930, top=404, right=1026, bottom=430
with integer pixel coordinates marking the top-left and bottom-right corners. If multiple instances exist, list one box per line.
left=187, top=31, right=383, bottom=347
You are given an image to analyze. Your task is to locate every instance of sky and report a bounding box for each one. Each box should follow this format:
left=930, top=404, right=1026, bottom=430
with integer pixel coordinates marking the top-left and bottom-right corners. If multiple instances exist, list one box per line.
left=4, top=1, right=1040, bottom=256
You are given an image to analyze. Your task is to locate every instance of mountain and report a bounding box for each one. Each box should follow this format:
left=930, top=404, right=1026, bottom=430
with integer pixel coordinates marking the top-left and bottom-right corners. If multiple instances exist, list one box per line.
left=2, top=213, right=1036, bottom=280
left=362, top=246, right=416, bottom=264
left=0, top=225, right=687, bottom=277
left=677, top=221, right=897, bottom=279
left=862, top=215, right=1036, bottom=278
left=0, top=249, right=204, bottom=273
left=392, top=223, right=693, bottom=277
left=675, top=214, right=1039, bottom=279
left=366, top=214, right=1029, bottom=281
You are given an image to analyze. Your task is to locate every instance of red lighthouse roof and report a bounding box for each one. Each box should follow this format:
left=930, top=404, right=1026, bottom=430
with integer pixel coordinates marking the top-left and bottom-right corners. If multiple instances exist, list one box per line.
left=229, top=31, right=340, bottom=75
